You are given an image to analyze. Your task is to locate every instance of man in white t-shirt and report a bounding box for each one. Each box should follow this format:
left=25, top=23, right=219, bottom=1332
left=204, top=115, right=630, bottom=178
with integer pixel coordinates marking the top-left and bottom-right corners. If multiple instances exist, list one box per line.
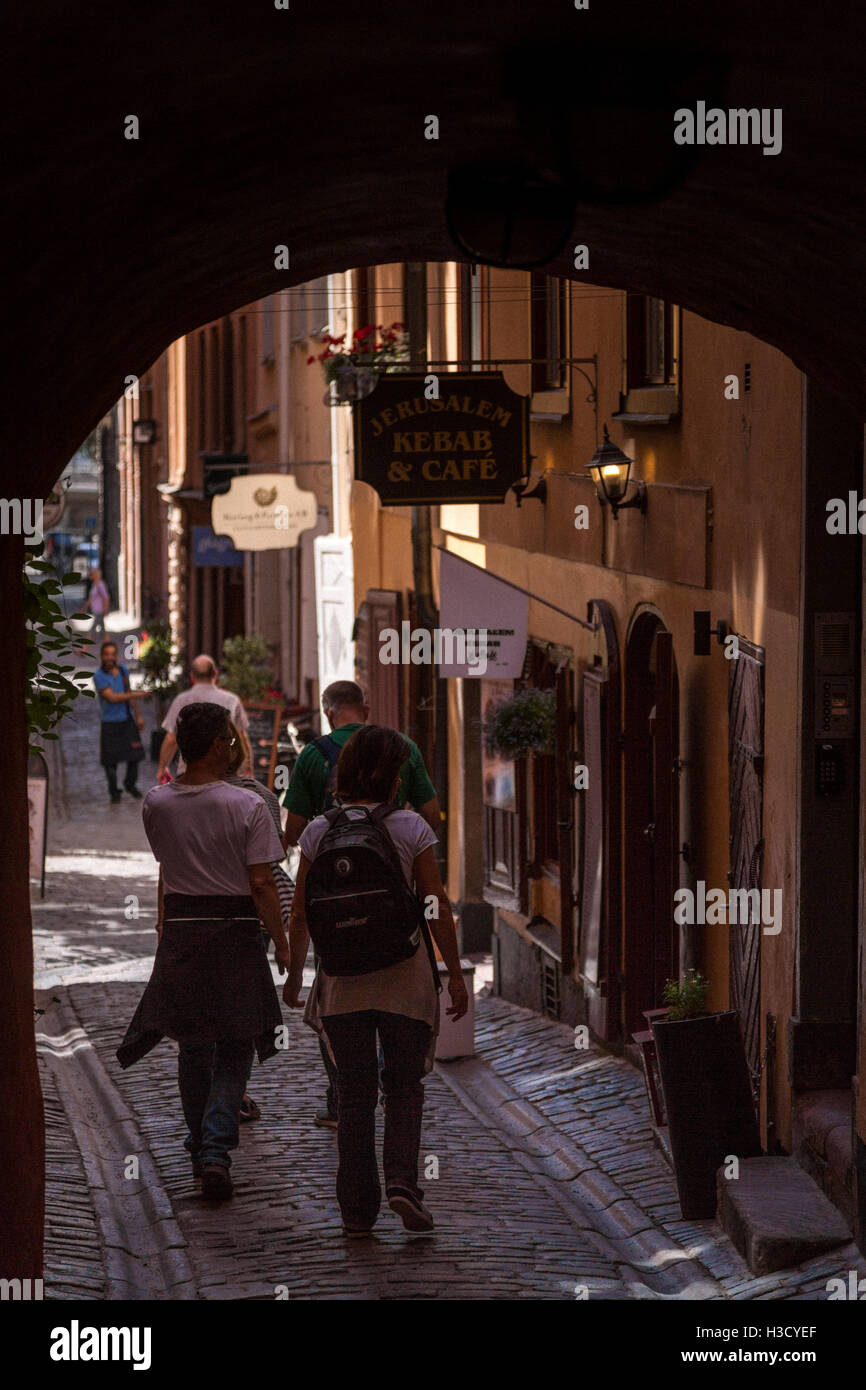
left=157, top=653, right=251, bottom=778
left=117, top=700, right=288, bottom=1203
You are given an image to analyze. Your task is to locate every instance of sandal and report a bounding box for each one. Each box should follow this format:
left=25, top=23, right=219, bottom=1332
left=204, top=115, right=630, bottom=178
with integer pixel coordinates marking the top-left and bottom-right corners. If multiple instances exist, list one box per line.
left=239, top=1093, right=261, bottom=1122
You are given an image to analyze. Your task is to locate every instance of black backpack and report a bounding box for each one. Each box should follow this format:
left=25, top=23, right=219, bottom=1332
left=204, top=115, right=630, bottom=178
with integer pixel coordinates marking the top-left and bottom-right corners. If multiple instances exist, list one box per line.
left=305, top=803, right=440, bottom=982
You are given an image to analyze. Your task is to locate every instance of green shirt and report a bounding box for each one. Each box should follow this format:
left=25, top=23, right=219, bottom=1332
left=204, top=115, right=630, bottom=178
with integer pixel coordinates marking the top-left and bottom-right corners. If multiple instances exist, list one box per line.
left=281, top=723, right=437, bottom=819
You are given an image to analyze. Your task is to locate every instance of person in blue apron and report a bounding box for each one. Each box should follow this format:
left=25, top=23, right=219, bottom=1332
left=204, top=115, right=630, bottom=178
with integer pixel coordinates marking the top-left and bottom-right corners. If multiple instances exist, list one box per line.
left=92, top=640, right=150, bottom=803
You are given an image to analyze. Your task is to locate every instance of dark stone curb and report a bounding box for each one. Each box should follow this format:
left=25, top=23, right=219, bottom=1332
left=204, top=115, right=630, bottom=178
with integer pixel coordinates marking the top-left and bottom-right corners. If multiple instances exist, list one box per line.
left=435, top=1055, right=722, bottom=1299
left=36, top=991, right=197, bottom=1300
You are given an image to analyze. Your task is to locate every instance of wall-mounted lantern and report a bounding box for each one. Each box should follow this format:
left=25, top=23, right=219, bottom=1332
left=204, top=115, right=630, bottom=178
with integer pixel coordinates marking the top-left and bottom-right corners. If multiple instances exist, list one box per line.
left=132, top=418, right=158, bottom=447
left=584, top=425, right=647, bottom=519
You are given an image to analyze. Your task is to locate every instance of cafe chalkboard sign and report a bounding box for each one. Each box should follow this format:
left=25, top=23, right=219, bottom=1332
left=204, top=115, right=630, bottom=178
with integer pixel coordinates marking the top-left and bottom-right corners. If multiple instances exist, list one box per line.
left=243, top=702, right=282, bottom=789
left=353, top=372, right=529, bottom=505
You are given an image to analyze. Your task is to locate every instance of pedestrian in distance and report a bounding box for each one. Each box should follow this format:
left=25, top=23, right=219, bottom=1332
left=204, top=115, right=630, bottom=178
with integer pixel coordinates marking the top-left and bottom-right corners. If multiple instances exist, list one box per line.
left=85, top=567, right=110, bottom=634
left=117, top=702, right=289, bottom=1201
left=224, top=718, right=295, bottom=1122
left=283, top=724, right=468, bottom=1237
left=92, top=640, right=149, bottom=804
left=280, top=679, right=442, bottom=1129
left=157, top=653, right=252, bottom=782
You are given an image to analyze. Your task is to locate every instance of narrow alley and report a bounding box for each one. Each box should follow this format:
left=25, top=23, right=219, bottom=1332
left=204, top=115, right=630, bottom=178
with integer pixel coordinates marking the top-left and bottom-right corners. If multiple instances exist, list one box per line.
left=31, top=685, right=865, bottom=1302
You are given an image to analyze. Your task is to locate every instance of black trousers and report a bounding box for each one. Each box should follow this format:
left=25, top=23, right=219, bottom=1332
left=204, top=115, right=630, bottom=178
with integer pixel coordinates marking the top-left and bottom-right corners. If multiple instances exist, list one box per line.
left=104, top=759, right=139, bottom=795
left=321, top=1010, right=432, bottom=1229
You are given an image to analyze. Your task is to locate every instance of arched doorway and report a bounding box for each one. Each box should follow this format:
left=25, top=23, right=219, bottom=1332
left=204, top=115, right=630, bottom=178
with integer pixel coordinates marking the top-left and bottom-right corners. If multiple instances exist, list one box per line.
left=623, top=609, right=680, bottom=1037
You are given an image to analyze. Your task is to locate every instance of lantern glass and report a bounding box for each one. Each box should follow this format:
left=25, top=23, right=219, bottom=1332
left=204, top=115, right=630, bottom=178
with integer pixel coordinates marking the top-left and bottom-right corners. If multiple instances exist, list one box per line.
left=599, top=461, right=630, bottom=503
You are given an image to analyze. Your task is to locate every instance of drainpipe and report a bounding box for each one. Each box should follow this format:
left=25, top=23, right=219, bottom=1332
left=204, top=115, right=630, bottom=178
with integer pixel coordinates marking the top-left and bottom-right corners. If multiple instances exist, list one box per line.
left=406, top=262, right=448, bottom=874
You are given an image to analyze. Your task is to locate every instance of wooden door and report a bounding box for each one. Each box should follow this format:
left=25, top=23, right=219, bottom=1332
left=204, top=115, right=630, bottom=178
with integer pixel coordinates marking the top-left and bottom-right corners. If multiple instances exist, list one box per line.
left=354, top=589, right=402, bottom=729
left=624, top=616, right=680, bottom=1036
left=728, top=640, right=765, bottom=1093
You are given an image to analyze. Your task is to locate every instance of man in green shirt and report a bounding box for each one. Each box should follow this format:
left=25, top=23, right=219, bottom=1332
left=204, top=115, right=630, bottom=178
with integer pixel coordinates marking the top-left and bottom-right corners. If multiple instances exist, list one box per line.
left=281, top=682, right=441, bottom=846
left=280, top=679, right=442, bottom=1125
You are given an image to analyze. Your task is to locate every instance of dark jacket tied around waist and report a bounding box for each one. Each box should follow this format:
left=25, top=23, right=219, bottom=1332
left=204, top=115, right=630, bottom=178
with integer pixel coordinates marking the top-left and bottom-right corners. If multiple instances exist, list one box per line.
left=116, top=893, right=283, bottom=1069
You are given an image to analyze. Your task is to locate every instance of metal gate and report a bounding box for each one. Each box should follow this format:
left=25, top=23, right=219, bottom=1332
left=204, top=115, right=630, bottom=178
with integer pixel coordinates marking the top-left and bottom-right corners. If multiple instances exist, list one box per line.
left=728, top=639, right=765, bottom=1092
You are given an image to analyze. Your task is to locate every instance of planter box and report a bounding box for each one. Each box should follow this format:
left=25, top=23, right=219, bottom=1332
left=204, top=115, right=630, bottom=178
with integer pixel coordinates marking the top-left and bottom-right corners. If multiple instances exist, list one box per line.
left=652, top=1010, right=762, bottom=1219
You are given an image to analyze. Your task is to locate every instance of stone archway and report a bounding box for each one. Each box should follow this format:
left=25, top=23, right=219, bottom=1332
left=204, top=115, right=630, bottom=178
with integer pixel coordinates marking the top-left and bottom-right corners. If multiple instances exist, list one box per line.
left=4, top=1, right=866, bottom=1274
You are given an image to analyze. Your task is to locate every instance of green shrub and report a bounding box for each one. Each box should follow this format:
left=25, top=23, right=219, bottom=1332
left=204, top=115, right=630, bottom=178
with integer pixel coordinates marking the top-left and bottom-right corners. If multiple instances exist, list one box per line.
left=662, top=969, right=710, bottom=1021
left=219, top=634, right=274, bottom=702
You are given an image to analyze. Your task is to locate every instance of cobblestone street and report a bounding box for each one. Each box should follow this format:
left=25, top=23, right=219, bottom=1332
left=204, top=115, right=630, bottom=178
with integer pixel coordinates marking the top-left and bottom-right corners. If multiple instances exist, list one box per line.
left=31, top=679, right=866, bottom=1301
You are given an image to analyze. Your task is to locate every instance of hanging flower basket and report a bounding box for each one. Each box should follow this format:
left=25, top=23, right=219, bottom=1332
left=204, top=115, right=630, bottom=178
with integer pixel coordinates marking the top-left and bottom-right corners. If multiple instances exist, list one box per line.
left=309, top=322, right=410, bottom=407
left=483, top=688, right=556, bottom=758
left=327, top=364, right=381, bottom=404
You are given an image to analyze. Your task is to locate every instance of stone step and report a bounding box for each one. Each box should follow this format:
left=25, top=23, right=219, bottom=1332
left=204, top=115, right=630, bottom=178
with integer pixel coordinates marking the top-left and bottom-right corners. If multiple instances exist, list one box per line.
left=717, top=1156, right=851, bottom=1275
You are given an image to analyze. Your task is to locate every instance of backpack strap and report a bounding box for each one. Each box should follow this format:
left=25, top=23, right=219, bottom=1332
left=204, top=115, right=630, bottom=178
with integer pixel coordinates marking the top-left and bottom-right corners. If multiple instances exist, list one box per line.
left=371, top=803, right=442, bottom=995
left=313, top=734, right=341, bottom=766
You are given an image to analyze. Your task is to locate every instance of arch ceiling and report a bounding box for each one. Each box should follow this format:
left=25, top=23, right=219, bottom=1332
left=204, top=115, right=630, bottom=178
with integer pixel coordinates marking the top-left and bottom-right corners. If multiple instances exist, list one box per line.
left=8, top=1, right=866, bottom=495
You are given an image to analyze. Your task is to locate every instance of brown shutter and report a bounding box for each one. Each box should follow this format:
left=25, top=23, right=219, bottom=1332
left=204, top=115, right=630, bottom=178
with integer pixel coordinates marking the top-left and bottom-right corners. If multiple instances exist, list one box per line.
left=580, top=669, right=606, bottom=987
left=728, top=640, right=765, bottom=1094
left=556, top=663, right=576, bottom=972
left=651, top=631, right=680, bottom=1005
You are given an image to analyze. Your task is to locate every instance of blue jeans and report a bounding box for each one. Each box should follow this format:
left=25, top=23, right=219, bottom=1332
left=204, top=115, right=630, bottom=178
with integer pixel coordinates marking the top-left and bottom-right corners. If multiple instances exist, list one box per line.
left=177, top=1038, right=254, bottom=1170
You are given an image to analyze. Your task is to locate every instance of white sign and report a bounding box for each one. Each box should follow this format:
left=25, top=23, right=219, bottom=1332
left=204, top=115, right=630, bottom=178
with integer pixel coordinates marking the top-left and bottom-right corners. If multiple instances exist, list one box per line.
left=314, top=535, right=356, bottom=693
left=211, top=473, right=317, bottom=551
left=28, top=776, right=47, bottom=878
left=439, top=549, right=528, bottom=677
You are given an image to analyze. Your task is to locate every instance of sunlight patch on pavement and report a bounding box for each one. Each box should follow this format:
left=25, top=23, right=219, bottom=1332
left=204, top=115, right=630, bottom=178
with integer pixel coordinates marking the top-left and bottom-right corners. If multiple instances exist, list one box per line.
left=45, top=853, right=157, bottom=878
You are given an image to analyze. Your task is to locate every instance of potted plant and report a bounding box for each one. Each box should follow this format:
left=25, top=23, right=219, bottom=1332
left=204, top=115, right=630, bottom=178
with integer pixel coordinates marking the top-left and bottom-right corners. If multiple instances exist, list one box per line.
left=308, top=322, right=409, bottom=404
left=483, top=687, right=555, bottom=758
left=651, top=970, right=761, bottom=1219
left=137, top=621, right=180, bottom=760
left=218, top=634, right=275, bottom=703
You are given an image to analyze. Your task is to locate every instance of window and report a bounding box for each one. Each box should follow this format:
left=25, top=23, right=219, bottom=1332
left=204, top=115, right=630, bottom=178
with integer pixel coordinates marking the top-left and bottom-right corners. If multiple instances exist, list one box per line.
left=626, top=294, right=678, bottom=389
left=354, top=266, right=374, bottom=336
left=458, top=263, right=483, bottom=368
left=197, top=331, right=207, bottom=451
left=482, top=678, right=523, bottom=904
left=261, top=295, right=275, bottom=364
left=531, top=275, right=568, bottom=392
left=524, top=642, right=560, bottom=870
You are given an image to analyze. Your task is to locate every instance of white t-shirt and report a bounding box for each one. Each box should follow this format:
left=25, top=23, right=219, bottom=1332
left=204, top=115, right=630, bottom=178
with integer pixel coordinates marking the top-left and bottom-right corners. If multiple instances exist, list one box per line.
left=299, top=804, right=437, bottom=886
left=143, top=781, right=282, bottom=896
left=162, top=684, right=249, bottom=773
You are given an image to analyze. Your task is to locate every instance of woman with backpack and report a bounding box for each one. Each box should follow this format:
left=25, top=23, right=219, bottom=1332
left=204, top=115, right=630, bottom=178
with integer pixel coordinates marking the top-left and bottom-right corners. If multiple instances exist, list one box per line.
left=282, top=724, right=468, bottom=1237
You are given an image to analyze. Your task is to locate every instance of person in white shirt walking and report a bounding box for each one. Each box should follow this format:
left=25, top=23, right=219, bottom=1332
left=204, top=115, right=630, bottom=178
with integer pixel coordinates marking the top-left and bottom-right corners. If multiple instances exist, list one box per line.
left=157, top=653, right=251, bottom=780
left=117, top=701, right=288, bottom=1202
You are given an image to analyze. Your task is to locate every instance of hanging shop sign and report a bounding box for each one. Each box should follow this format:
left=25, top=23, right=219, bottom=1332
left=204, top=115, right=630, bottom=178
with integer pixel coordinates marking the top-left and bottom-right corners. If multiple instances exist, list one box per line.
left=193, top=525, right=244, bottom=567
left=211, top=473, right=318, bottom=551
left=353, top=372, right=529, bottom=505
left=438, top=549, right=529, bottom=678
